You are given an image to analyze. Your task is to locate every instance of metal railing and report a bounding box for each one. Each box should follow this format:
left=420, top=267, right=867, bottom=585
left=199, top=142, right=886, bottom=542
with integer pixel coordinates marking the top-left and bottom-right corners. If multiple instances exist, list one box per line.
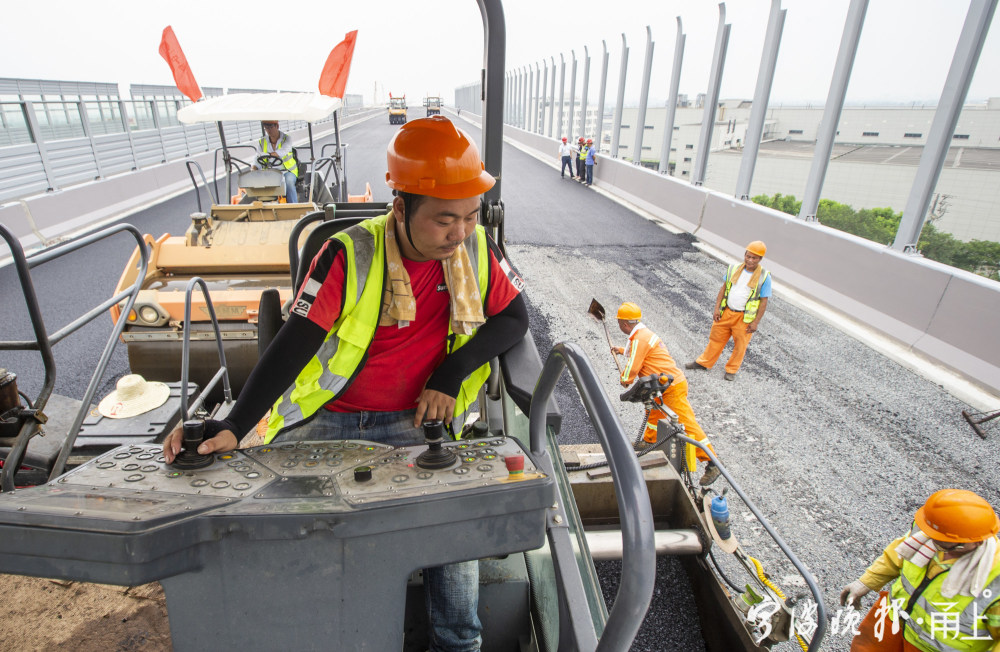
left=0, top=95, right=350, bottom=204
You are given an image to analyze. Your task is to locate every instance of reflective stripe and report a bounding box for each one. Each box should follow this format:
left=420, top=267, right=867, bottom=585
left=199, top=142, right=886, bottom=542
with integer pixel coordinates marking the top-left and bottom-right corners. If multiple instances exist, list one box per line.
left=260, top=134, right=298, bottom=177
left=720, top=263, right=769, bottom=324
left=890, top=529, right=1000, bottom=652
left=621, top=338, right=639, bottom=382
left=266, top=215, right=491, bottom=441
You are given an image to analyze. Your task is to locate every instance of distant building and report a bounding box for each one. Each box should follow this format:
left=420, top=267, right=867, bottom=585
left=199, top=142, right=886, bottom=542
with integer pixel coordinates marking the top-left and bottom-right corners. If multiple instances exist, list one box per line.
left=613, top=99, right=1000, bottom=241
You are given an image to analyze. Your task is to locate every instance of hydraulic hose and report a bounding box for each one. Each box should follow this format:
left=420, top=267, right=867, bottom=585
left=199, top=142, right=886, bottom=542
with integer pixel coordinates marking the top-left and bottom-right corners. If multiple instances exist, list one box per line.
left=750, top=556, right=809, bottom=651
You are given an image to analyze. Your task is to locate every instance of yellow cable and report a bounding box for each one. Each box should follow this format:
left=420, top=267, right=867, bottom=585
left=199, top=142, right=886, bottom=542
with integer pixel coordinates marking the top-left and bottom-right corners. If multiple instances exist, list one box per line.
left=749, top=557, right=809, bottom=651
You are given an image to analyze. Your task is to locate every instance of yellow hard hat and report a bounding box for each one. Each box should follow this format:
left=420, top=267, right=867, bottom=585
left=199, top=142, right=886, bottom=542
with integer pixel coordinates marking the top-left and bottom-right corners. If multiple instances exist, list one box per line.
left=914, top=489, right=999, bottom=543
left=616, top=302, right=641, bottom=320
left=746, top=241, right=767, bottom=257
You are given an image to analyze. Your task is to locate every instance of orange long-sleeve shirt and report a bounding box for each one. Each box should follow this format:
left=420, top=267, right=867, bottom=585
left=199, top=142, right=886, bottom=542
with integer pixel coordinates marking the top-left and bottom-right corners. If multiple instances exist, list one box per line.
left=621, top=324, right=684, bottom=386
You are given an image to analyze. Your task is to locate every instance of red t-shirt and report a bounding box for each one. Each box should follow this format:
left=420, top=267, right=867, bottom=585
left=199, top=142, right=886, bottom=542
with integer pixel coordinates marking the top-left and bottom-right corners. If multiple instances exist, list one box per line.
left=291, top=232, right=523, bottom=411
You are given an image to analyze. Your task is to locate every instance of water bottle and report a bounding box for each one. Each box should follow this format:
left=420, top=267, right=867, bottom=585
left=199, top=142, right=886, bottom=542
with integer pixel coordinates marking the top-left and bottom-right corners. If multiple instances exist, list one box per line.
left=710, top=495, right=732, bottom=540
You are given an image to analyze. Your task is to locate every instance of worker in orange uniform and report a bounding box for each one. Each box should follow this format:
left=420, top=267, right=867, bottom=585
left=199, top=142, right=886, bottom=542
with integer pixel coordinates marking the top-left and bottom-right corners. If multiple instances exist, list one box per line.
left=686, top=241, right=771, bottom=381
left=840, top=489, right=1000, bottom=652
left=612, top=302, right=721, bottom=486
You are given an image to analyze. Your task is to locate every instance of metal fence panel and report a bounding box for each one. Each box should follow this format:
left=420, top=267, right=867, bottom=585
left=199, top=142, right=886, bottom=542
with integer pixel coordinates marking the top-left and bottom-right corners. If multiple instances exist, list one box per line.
left=45, top=138, right=99, bottom=187
left=161, top=127, right=189, bottom=162
left=0, top=144, right=47, bottom=200
left=131, top=130, right=166, bottom=168
left=93, top=133, right=137, bottom=176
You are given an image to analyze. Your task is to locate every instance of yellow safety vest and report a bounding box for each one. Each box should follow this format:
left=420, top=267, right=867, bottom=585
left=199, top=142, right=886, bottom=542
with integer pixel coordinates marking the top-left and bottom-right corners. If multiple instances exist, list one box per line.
left=720, top=263, right=770, bottom=323
left=578, top=145, right=589, bottom=160
left=260, top=134, right=298, bottom=177
left=889, top=528, right=1000, bottom=652
left=265, top=214, right=491, bottom=442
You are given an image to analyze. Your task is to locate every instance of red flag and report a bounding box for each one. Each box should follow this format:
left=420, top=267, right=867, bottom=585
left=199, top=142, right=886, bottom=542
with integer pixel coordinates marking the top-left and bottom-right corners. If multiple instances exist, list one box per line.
left=159, top=26, right=203, bottom=102
left=318, top=30, right=358, bottom=98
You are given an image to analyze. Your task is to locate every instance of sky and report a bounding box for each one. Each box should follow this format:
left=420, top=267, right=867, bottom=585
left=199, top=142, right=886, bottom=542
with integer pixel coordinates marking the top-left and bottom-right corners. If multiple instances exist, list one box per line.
left=4, top=0, right=998, bottom=106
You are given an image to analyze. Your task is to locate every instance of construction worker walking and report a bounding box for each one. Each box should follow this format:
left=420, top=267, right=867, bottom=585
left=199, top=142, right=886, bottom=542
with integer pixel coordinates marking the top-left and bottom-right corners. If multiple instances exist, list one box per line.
left=612, top=302, right=721, bottom=486
left=686, top=241, right=771, bottom=381
left=840, top=489, right=1000, bottom=651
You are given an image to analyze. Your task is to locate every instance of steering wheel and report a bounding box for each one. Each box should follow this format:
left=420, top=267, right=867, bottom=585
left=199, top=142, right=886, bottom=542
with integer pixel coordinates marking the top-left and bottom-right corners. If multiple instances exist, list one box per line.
left=256, top=153, right=284, bottom=169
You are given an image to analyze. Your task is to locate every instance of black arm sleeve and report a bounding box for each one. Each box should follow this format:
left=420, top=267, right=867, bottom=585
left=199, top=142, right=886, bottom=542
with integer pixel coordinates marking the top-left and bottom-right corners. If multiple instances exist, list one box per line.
left=424, top=292, right=529, bottom=398
left=212, top=313, right=328, bottom=438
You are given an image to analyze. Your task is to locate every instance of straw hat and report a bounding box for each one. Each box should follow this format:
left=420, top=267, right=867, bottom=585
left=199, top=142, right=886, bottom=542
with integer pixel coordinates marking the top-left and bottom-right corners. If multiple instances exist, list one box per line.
left=98, top=375, right=170, bottom=419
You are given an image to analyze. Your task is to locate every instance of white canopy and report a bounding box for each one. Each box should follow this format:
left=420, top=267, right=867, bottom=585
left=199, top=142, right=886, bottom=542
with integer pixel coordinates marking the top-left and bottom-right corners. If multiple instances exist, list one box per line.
left=177, top=93, right=343, bottom=124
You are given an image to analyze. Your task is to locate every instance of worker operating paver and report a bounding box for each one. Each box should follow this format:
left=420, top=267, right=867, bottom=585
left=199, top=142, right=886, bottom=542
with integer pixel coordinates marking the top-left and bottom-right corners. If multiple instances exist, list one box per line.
left=612, top=302, right=720, bottom=486
left=686, top=241, right=771, bottom=381
left=840, top=489, right=1000, bottom=651
left=164, top=115, right=528, bottom=652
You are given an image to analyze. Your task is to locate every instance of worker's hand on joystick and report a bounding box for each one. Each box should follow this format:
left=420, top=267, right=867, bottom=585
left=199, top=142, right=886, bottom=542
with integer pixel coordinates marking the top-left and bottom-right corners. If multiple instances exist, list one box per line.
left=413, top=388, right=456, bottom=428
left=162, top=420, right=238, bottom=464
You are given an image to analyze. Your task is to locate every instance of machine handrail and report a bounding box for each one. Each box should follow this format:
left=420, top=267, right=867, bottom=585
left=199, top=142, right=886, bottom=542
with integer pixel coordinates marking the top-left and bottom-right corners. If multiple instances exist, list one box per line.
left=307, top=156, right=338, bottom=204
left=0, top=222, right=149, bottom=489
left=180, top=277, right=233, bottom=420
left=319, top=142, right=350, bottom=202
left=528, top=341, right=655, bottom=651
left=185, top=160, right=219, bottom=212
left=670, top=432, right=828, bottom=651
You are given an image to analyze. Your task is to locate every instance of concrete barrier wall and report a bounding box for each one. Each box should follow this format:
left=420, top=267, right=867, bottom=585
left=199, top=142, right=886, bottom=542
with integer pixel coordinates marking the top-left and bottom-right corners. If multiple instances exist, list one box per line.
left=501, top=120, right=1000, bottom=394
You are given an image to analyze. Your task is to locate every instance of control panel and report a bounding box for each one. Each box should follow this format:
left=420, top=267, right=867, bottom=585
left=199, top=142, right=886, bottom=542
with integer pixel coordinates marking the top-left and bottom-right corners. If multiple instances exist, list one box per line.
left=17, top=436, right=543, bottom=514
left=0, top=435, right=555, bottom=650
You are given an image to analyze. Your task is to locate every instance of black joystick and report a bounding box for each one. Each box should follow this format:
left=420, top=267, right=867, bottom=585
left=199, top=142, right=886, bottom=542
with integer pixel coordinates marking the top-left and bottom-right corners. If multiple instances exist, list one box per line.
left=415, top=420, right=458, bottom=470
left=171, top=419, right=215, bottom=470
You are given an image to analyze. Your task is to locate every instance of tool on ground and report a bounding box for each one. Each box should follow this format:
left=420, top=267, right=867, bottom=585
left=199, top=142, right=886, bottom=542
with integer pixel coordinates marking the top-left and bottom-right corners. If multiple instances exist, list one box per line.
left=587, top=299, right=623, bottom=375
left=962, top=407, right=999, bottom=439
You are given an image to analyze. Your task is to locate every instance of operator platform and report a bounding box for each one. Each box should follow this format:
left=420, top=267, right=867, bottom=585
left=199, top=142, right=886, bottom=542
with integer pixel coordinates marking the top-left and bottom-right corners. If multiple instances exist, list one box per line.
left=0, top=420, right=555, bottom=650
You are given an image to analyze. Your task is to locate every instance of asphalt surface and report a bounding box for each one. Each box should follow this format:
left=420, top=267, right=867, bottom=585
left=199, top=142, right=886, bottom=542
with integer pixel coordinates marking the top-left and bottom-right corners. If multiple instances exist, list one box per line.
left=3, top=112, right=999, bottom=651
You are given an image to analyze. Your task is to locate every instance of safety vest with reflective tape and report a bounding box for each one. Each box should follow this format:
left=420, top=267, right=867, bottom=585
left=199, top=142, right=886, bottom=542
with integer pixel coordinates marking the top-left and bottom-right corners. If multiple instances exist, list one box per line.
left=264, top=213, right=491, bottom=443
left=720, top=263, right=770, bottom=324
left=889, top=527, right=1000, bottom=652
left=259, top=133, right=298, bottom=177
left=578, top=145, right=589, bottom=161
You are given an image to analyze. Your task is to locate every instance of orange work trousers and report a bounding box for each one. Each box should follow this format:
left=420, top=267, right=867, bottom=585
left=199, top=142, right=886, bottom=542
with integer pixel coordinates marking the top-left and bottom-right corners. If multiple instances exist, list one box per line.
left=696, top=307, right=754, bottom=374
left=644, top=379, right=714, bottom=462
left=849, top=591, right=920, bottom=652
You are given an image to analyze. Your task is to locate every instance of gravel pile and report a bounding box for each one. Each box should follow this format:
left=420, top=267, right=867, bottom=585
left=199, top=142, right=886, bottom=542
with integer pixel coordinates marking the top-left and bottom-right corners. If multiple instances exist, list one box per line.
left=508, top=234, right=1000, bottom=651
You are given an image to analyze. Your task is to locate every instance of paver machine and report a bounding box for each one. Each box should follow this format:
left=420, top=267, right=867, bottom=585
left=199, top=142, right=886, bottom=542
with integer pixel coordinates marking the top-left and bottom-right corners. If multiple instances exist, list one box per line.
left=0, top=1, right=827, bottom=649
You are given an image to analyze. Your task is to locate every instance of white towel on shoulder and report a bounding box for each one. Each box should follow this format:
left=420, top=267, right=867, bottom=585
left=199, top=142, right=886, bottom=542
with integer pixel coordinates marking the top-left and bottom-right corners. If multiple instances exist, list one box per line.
left=940, top=536, right=997, bottom=599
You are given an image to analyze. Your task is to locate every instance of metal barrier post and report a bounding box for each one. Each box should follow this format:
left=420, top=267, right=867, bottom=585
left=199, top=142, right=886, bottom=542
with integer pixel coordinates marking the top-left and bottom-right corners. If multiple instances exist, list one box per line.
left=611, top=34, right=628, bottom=158
left=631, top=27, right=654, bottom=166
left=692, top=4, right=731, bottom=186
left=735, top=0, right=786, bottom=199
left=658, top=18, right=685, bottom=175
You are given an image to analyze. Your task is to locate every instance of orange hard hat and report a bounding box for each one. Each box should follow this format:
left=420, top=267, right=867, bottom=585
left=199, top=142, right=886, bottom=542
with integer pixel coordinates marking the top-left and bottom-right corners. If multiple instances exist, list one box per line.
left=616, top=302, right=641, bottom=320
left=914, top=489, right=999, bottom=543
left=746, top=241, right=767, bottom=257
left=385, top=116, right=495, bottom=199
